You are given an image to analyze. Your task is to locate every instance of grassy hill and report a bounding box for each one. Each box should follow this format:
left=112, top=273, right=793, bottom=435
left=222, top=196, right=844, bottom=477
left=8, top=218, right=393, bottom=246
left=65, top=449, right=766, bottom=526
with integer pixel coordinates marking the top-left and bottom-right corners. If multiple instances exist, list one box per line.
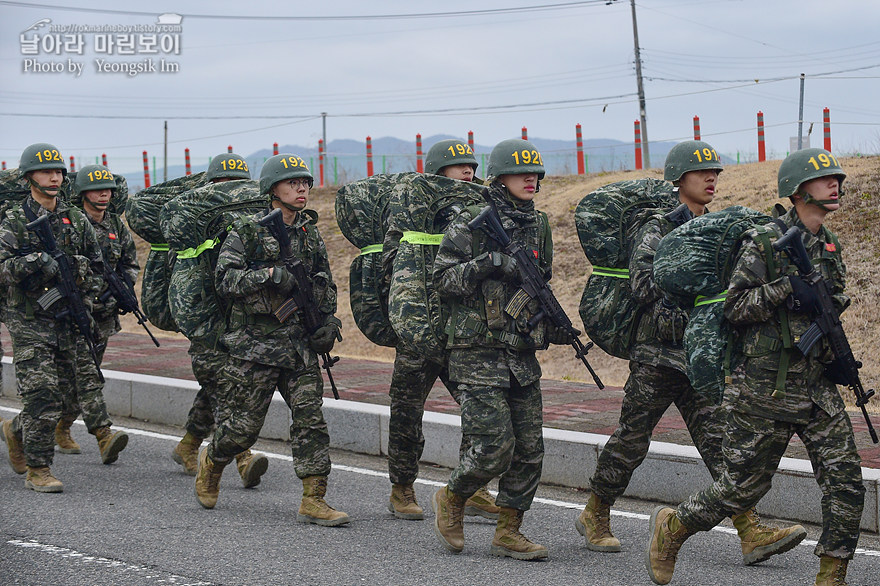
left=129, top=155, right=880, bottom=411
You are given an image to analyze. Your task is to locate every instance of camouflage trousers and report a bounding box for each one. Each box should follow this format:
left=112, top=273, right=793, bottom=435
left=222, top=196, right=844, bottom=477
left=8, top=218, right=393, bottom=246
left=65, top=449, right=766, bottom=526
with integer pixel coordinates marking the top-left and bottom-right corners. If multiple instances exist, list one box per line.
left=677, top=404, right=864, bottom=559
left=59, top=321, right=113, bottom=432
left=448, top=376, right=544, bottom=511
left=388, top=344, right=469, bottom=485
left=183, top=341, right=229, bottom=440
left=209, top=355, right=331, bottom=479
left=8, top=330, right=79, bottom=467
left=589, top=361, right=724, bottom=504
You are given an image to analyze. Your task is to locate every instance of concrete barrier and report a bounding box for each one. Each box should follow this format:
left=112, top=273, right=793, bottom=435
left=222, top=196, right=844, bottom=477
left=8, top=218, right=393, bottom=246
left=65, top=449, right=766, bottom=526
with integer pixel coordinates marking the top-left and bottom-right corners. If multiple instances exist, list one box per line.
left=2, top=358, right=877, bottom=532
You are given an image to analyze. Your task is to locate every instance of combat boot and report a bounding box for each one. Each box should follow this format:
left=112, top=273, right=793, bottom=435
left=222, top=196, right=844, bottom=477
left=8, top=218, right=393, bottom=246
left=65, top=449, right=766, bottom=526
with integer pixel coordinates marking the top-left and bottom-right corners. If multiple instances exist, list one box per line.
left=1, top=419, right=26, bottom=474
left=171, top=431, right=202, bottom=475
left=814, top=555, right=848, bottom=585
left=389, top=483, right=424, bottom=520
left=195, top=447, right=226, bottom=509
left=575, top=492, right=621, bottom=552
left=432, top=486, right=466, bottom=553
left=490, top=507, right=548, bottom=561
left=235, top=449, right=268, bottom=488
left=731, top=508, right=806, bottom=565
left=93, top=426, right=128, bottom=464
left=54, top=417, right=81, bottom=454
left=25, top=466, right=63, bottom=493
left=464, top=485, right=501, bottom=520
left=645, top=506, right=693, bottom=585
left=297, top=475, right=350, bottom=526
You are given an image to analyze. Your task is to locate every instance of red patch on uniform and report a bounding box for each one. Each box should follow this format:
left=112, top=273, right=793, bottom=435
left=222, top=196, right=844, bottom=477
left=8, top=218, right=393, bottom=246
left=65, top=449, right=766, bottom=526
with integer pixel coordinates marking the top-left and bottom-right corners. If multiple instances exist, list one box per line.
left=826, top=243, right=836, bottom=252
left=62, top=217, right=71, bottom=224
left=532, top=249, right=539, bottom=258
left=108, top=233, right=117, bottom=240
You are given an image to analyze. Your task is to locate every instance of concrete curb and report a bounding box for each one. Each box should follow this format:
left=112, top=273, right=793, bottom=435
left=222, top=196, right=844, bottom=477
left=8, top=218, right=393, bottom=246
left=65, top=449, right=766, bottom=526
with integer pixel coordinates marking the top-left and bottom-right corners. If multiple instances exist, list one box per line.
left=2, top=358, right=878, bottom=532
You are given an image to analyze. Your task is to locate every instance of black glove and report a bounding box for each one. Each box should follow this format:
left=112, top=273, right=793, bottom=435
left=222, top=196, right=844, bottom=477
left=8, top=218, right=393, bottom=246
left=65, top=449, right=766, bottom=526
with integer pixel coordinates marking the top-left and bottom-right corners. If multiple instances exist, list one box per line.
left=787, top=275, right=820, bottom=314
left=271, top=265, right=296, bottom=294
left=13, top=251, right=53, bottom=279
left=41, top=256, right=59, bottom=279
left=491, top=252, right=518, bottom=282
left=547, top=324, right=580, bottom=346
left=823, top=358, right=851, bottom=386
left=310, top=323, right=341, bottom=353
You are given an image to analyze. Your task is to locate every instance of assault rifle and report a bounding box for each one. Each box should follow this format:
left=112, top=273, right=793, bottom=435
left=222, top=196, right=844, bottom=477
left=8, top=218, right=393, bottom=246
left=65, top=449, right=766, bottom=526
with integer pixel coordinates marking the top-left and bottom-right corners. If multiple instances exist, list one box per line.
left=25, top=213, right=105, bottom=382
left=259, top=208, right=339, bottom=399
left=467, top=188, right=604, bottom=389
left=773, top=226, right=878, bottom=443
left=99, top=264, right=160, bottom=347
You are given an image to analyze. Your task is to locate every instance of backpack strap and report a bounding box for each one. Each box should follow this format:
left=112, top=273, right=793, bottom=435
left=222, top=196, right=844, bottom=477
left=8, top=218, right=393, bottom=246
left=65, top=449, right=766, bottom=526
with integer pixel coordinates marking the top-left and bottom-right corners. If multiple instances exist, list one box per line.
left=752, top=220, right=792, bottom=397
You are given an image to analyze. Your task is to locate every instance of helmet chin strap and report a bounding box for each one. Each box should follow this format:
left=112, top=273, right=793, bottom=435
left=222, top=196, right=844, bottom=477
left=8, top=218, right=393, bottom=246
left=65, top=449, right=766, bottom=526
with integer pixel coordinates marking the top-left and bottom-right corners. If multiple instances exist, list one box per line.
left=801, top=189, right=841, bottom=211
left=27, top=176, right=62, bottom=198
left=85, top=199, right=110, bottom=210
left=271, top=195, right=303, bottom=213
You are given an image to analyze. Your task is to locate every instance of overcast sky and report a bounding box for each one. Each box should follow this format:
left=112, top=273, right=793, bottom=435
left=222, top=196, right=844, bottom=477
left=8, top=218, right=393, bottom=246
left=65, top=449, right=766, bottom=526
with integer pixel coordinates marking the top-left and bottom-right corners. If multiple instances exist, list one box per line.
left=1, top=0, right=878, bottom=173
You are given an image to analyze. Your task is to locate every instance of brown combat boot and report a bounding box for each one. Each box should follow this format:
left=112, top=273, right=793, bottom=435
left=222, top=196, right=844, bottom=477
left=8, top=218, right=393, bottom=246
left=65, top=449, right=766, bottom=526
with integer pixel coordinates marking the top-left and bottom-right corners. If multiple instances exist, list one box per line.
left=55, top=417, right=81, bottom=454
left=235, top=449, right=268, bottom=488
left=575, top=493, right=622, bottom=552
left=194, top=447, right=226, bottom=509
left=814, top=555, right=848, bottom=586
left=171, top=431, right=202, bottom=476
left=25, top=466, right=63, bottom=493
left=645, top=506, right=693, bottom=585
left=432, top=486, right=466, bottom=553
left=490, top=507, right=548, bottom=560
left=93, top=426, right=128, bottom=464
left=1, top=419, right=26, bottom=474
left=298, top=475, right=350, bottom=526
left=464, top=485, right=501, bottom=520
left=389, top=483, right=424, bottom=520
left=731, top=508, right=807, bottom=565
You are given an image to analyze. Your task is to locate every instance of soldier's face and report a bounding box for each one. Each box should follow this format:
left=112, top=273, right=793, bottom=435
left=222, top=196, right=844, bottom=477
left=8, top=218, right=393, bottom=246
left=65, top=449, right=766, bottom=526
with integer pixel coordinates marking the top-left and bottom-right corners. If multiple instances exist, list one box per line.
left=441, top=164, right=475, bottom=182
left=29, top=169, right=64, bottom=193
left=84, top=188, right=112, bottom=209
left=678, top=169, right=719, bottom=206
left=272, top=177, right=310, bottom=210
left=499, top=173, right=538, bottom=201
left=801, top=176, right=841, bottom=212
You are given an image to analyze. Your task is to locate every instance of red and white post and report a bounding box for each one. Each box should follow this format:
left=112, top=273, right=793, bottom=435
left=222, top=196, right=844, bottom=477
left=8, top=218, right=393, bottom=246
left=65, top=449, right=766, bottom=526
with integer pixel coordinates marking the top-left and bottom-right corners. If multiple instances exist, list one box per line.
left=634, top=120, right=643, bottom=170
left=757, top=111, right=766, bottom=162
left=521, top=126, right=528, bottom=140
left=575, top=123, right=585, bottom=175
left=142, top=150, right=151, bottom=188
left=366, top=136, right=374, bottom=177
left=184, top=148, right=192, bottom=176
left=416, top=133, right=424, bottom=173
left=693, top=115, right=701, bottom=141
left=318, top=139, right=325, bottom=188
left=823, top=107, right=832, bottom=152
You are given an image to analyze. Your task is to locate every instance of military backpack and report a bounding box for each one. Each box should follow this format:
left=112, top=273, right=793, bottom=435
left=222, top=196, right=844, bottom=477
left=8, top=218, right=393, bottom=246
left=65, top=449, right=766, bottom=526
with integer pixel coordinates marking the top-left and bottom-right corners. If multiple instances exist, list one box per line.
left=574, top=178, right=678, bottom=359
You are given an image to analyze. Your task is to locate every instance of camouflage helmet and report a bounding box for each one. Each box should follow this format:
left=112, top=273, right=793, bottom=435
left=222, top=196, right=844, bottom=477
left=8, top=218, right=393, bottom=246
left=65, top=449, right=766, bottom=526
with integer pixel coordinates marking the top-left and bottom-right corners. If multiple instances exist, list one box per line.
left=663, top=140, right=723, bottom=183
left=206, top=152, right=251, bottom=182
left=19, top=142, right=68, bottom=178
left=487, top=138, right=545, bottom=179
left=72, top=164, right=116, bottom=196
left=259, top=154, right=314, bottom=195
left=424, top=139, right=478, bottom=175
left=777, top=148, right=846, bottom=199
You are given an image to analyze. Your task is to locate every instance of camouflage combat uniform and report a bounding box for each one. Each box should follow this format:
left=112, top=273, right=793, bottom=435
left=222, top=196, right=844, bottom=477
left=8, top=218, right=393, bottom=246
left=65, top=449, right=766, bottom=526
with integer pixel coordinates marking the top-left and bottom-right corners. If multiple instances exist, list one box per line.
left=432, top=183, right=551, bottom=511
left=182, top=340, right=228, bottom=440
left=381, top=179, right=475, bottom=486
left=208, top=207, right=338, bottom=478
left=676, top=207, right=864, bottom=559
left=589, top=212, right=726, bottom=503
left=62, top=209, right=139, bottom=431
left=0, top=196, right=103, bottom=467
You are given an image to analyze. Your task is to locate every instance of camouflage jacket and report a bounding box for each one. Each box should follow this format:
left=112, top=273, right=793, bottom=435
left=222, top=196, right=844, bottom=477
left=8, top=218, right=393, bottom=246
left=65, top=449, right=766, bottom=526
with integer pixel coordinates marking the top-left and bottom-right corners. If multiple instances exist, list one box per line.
left=629, top=214, right=689, bottom=372
left=723, top=207, right=848, bottom=423
left=0, top=195, right=103, bottom=347
left=433, top=183, right=552, bottom=387
left=88, top=211, right=139, bottom=326
left=216, top=207, right=337, bottom=367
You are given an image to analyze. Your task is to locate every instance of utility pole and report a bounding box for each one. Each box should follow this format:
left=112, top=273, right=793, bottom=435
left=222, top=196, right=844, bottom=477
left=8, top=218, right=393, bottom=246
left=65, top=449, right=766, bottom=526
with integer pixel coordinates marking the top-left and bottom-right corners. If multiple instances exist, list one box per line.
left=797, top=73, right=805, bottom=150
left=629, top=0, right=650, bottom=168
left=163, top=120, right=168, bottom=182
left=322, top=112, right=327, bottom=160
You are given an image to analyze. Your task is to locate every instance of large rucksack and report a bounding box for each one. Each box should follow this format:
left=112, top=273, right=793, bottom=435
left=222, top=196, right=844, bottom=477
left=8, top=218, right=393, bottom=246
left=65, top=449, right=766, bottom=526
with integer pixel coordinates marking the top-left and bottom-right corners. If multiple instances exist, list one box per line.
left=387, top=174, right=484, bottom=355
left=126, top=172, right=208, bottom=332
left=160, top=179, right=266, bottom=347
left=653, top=205, right=775, bottom=401
left=335, top=172, right=413, bottom=348
left=574, top=178, right=678, bottom=358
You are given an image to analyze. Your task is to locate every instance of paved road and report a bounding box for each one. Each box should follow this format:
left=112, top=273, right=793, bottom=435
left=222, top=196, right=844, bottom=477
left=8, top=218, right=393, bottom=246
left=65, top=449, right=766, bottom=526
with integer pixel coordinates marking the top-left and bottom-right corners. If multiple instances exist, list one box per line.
left=1, top=407, right=878, bottom=586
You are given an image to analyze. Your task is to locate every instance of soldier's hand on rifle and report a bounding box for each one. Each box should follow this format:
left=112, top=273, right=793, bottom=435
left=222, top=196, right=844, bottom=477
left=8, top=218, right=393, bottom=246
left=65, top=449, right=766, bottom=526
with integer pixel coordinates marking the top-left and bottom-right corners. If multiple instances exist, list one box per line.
left=547, top=323, right=579, bottom=345
left=490, top=251, right=518, bottom=282
left=270, top=264, right=296, bottom=294
left=310, top=322, right=341, bottom=353
left=13, top=251, right=54, bottom=279
left=786, top=275, right=820, bottom=314
left=72, top=254, right=90, bottom=282
left=40, top=255, right=59, bottom=279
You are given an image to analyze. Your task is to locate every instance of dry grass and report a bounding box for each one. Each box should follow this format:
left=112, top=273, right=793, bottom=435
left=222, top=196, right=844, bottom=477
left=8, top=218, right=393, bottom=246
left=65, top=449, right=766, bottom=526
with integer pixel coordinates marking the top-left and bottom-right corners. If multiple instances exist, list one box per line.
left=124, top=155, right=880, bottom=412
